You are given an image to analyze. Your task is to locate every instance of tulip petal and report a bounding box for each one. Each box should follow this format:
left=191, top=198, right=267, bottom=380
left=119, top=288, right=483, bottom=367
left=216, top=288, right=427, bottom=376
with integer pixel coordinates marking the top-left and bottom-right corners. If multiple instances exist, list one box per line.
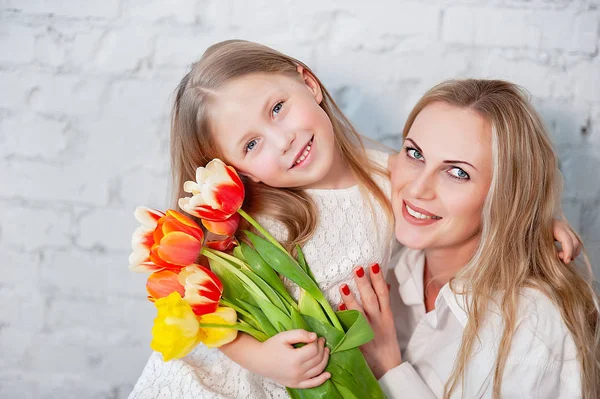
left=206, top=236, right=238, bottom=251
left=156, top=232, right=202, bottom=266
left=151, top=292, right=202, bottom=361
left=202, top=213, right=240, bottom=236
left=129, top=262, right=164, bottom=273
left=134, top=207, right=165, bottom=227
left=199, top=307, right=238, bottom=348
left=163, top=211, right=204, bottom=242
left=147, top=270, right=185, bottom=301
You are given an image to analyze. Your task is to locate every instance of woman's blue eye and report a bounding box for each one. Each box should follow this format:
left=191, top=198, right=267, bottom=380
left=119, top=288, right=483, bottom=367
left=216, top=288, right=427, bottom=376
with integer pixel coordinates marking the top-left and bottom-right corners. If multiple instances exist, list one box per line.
left=272, top=102, right=283, bottom=116
left=245, top=139, right=258, bottom=153
left=406, top=147, right=424, bottom=161
left=449, top=167, right=469, bottom=180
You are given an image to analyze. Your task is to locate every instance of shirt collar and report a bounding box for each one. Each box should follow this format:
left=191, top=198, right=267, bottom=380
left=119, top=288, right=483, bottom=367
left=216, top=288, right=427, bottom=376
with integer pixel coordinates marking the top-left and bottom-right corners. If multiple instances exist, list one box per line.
left=394, top=248, right=470, bottom=327
left=394, top=248, right=425, bottom=307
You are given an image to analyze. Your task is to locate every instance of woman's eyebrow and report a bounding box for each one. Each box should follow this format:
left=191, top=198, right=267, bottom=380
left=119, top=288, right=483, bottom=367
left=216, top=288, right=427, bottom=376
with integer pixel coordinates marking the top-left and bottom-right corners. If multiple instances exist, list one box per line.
left=406, top=137, right=477, bottom=170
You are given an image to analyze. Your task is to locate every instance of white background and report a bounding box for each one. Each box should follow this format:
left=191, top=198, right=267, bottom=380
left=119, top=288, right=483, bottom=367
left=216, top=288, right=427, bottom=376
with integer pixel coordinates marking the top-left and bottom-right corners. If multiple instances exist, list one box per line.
left=1, top=0, right=599, bottom=397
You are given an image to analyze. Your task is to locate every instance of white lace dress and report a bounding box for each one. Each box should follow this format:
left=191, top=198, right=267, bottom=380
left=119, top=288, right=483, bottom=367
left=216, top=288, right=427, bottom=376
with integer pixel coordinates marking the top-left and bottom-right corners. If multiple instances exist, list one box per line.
left=128, top=151, right=397, bottom=399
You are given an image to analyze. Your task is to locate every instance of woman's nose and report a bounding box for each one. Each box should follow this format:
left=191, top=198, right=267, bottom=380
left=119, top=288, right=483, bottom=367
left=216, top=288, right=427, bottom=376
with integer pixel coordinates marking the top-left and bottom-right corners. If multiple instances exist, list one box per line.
left=408, top=171, right=436, bottom=200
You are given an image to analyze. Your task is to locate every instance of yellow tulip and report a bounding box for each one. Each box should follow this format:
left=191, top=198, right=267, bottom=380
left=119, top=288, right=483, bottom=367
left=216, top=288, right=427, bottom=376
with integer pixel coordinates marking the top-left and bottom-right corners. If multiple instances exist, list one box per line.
left=150, top=292, right=202, bottom=361
left=198, top=306, right=238, bottom=348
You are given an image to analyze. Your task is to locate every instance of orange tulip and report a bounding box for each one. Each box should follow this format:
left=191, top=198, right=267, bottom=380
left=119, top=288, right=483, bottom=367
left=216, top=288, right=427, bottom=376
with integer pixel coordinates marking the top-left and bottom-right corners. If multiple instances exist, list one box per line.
left=201, top=212, right=240, bottom=236
left=146, top=264, right=223, bottom=316
left=178, top=159, right=245, bottom=222
left=129, top=207, right=204, bottom=273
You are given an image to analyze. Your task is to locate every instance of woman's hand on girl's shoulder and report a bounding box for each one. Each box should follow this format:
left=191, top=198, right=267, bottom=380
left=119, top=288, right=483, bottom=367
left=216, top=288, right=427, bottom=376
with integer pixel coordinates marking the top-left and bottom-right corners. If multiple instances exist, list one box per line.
left=552, top=219, right=582, bottom=263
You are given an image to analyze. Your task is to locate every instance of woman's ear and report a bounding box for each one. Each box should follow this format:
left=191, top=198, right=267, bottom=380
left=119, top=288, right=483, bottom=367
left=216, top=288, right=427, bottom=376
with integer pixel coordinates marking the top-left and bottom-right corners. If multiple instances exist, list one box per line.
left=296, top=65, right=323, bottom=104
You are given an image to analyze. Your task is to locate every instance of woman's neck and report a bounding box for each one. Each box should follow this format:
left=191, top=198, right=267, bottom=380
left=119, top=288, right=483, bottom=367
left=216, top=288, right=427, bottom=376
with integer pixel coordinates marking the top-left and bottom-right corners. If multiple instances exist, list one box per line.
left=423, top=234, right=480, bottom=291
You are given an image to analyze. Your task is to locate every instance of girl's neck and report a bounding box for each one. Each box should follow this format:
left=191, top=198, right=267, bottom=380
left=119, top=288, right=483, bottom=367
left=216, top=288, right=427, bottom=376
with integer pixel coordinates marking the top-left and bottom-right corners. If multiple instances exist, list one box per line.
left=304, top=145, right=357, bottom=190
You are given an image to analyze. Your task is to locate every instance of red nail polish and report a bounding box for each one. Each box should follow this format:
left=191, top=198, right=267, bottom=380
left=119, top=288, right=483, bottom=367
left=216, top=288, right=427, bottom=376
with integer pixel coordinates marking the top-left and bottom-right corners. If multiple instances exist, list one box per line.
left=355, top=267, right=364, bottom=278
left=341, top=284, right=350, bottom=296
left=371, top=263, right=380, bottom=274
left=339, top=303, right=347, bottom=311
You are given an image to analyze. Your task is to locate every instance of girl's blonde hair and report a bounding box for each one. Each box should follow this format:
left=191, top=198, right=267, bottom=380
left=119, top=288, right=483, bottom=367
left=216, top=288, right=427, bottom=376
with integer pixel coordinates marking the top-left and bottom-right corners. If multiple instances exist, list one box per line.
left=402, top=79, right=600, bottom=398
left=170, top=40, right=392, bottom=251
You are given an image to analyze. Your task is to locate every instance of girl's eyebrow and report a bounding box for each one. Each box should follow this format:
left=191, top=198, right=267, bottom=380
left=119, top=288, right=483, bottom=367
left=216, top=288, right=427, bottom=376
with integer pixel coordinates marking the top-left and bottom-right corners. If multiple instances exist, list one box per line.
left=405, top=137, right=477, bottom=170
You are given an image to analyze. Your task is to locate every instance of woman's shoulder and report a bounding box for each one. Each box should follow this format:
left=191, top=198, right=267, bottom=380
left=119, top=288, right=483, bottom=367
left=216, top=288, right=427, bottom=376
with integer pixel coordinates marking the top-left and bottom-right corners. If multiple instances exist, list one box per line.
left=515, top=287, right=575, bottom=345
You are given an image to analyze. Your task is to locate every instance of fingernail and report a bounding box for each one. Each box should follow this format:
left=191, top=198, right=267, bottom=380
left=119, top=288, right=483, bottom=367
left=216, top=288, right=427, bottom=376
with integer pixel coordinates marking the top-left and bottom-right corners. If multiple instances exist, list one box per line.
left=355, top=267, right=364, bottom=278
left=341, top=284, right=350, bottom=296
left=339, top=303, right=347, bottom=310
left=309, top=332, right=316, bottom=339
left=371, top=263, right=380, bottom=274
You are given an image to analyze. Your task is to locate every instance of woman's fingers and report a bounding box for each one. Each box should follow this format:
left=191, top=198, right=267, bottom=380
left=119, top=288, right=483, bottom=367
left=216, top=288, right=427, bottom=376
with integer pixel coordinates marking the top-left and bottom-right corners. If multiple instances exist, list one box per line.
left=339, top=282, right=363, bottom=314
left=369, top=263, right=391, bottom=312
left=353, top=266, right=380, bottom=315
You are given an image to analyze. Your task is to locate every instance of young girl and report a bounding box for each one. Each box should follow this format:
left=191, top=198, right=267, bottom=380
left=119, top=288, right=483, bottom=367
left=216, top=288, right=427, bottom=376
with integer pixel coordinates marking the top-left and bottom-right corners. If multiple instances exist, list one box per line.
left=129, top=42, right=580, bottom=398
left=340, top=79, right=600, bottom=398
left=129, top=39, right=397, bottom=399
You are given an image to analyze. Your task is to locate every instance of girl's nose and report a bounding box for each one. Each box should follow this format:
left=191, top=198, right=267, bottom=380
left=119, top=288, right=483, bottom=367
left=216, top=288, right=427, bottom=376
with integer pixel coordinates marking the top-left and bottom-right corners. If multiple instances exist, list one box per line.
left=271, top=128, right=296, bottom=153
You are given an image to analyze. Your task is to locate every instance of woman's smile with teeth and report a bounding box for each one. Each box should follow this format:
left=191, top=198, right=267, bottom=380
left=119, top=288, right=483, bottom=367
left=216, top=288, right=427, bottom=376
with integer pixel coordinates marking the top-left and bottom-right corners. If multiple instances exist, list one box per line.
left=405, top=203, right=441, bottom=220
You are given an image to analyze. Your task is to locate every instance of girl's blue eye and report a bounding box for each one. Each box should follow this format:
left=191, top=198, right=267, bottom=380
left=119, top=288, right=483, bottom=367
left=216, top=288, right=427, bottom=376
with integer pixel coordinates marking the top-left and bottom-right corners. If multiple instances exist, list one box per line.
left=405, top=147, right=424, bottom=161
left=245, top=139, right=258, bottom=153
left=449, top=167, right=470, bottom=180
left=272, top=102, right=283, bottom=117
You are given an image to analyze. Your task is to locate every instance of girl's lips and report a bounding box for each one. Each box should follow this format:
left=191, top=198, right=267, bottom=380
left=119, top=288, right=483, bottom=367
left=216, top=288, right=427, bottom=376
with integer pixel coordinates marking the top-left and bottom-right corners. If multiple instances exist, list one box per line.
left=402, top=200, right=442, bottom=226
left=290, top=136, right=314, bottom=169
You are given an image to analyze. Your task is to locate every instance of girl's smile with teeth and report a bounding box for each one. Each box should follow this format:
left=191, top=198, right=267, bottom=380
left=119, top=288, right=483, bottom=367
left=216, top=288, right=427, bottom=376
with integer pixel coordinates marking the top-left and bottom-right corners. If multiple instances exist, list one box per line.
left=292, top=137, right=314, bottom=167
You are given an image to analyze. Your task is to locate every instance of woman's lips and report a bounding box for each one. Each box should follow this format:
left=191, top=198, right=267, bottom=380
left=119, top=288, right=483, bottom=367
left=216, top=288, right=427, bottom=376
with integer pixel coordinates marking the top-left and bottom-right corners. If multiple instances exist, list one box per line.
left=402, top=200, right=442, bottom=226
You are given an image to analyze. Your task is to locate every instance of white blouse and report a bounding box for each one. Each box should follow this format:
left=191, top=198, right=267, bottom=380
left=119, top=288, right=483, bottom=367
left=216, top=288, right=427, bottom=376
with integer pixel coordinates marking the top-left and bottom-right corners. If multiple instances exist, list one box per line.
left=380, top=248, right=581, bottom=399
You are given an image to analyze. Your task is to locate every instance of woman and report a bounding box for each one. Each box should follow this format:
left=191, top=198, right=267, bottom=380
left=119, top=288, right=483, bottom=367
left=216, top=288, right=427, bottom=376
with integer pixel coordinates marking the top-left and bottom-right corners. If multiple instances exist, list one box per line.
left=339, top=79, right=600, bottom=398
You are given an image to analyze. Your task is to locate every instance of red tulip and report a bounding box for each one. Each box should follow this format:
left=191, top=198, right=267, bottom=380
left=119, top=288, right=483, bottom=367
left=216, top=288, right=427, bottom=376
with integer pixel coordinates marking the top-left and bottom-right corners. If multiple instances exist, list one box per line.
left=202, top=213, right=240, bottom=236
left=146, top=265, right=223, bottom=316
left=129, top=207, right=204, bottom=273
left=206, top=236, right=239, bottom=251
left=178, top=159, right=245, bottom=222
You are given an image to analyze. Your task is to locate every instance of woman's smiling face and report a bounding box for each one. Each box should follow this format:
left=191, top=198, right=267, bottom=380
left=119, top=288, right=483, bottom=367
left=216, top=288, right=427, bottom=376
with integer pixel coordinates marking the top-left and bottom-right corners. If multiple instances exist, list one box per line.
left=391, top=101, right=494, bottom=251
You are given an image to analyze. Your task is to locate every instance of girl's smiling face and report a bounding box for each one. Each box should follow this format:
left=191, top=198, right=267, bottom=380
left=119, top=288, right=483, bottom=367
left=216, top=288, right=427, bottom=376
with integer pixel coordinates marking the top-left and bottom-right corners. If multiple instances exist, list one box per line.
left=209, top=68, right=340, bottom=189
left=391, top=101, right=494, bottom=251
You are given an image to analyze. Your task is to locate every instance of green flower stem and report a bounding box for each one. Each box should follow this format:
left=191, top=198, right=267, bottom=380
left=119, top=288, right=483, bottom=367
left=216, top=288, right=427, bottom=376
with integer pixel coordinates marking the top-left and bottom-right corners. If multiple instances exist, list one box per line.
left=203, top=247, right=246, bottom=268
left=237, top=208, right=287, bottom=253
left=198, top=322, right=269, bottom=342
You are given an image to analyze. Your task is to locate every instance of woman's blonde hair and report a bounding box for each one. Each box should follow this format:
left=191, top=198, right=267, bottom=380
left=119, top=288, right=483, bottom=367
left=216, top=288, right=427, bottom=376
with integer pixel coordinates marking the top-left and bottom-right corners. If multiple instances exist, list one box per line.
left=402, top=79, right=600, bottom=398
left=170, top=40, right=392, bottom=251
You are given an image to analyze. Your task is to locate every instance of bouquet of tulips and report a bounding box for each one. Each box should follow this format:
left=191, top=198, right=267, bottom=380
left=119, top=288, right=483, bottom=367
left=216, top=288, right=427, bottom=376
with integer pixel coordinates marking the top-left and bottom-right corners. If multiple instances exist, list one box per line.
left=129, top=159, right=386, bottom=398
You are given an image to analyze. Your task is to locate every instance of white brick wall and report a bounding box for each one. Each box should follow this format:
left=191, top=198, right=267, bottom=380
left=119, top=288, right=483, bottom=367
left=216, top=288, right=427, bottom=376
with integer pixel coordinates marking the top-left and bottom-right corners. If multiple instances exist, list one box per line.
left=0, top=1, right=598, bottom=398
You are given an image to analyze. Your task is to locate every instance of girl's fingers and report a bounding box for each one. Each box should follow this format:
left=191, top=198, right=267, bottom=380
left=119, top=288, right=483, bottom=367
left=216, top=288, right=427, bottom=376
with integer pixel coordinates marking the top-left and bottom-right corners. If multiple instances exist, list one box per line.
left=353, top=266, right=380, bottom=315
left=301, top=338, right=326, bottom=369
left=295, top=371, right=331, bottom=389
left=295, top=339, right=320, bottom=362
left=303, top=346, right=330, bottom=379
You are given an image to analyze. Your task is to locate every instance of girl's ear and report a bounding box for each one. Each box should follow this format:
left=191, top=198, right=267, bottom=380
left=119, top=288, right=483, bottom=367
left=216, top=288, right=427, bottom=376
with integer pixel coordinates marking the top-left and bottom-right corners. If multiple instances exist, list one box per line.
left=296, top=65, right=323, bottom=104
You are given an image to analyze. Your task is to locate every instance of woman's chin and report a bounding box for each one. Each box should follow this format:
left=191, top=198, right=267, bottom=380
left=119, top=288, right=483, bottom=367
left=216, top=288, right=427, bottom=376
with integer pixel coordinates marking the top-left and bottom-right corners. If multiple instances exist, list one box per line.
left=395, top=226, right=433, bottom=250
